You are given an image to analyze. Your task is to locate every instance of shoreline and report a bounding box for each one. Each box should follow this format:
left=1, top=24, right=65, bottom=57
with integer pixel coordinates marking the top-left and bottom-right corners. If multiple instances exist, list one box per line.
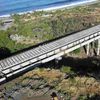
left=37, top=0, right=98, bottom=11
left=0, top=0, right=98, bottom=18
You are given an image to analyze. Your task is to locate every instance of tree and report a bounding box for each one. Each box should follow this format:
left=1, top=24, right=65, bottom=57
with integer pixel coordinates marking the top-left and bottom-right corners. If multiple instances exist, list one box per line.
left=0, top=47, right=11, bottom=59
left=0, top=20, right=4, bottom=26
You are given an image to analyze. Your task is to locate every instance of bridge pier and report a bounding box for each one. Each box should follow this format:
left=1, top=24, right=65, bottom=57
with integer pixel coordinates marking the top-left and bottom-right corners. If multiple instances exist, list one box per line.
left=97, top=39, right=100, bottom=55
left=90, top=42, right=96, bottom=56
left=91, top=42, right=94, bottom=56
left=54, top=57, right=62, bottom=68
left=86, top=43, right=90, bottom=56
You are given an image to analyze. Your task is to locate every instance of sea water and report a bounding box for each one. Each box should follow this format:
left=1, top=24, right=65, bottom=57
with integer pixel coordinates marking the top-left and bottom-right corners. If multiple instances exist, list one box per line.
left=0, top=0, right=96, bottom=16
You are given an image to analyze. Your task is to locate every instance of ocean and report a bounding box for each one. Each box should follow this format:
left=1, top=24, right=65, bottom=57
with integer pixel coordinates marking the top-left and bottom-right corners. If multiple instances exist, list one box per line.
left=0, top=0, right=96, bottom=16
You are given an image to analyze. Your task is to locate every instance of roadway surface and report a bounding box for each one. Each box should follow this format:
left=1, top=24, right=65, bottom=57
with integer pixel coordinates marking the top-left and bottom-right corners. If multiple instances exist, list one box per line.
left=0, top=24, right=100, bottom=76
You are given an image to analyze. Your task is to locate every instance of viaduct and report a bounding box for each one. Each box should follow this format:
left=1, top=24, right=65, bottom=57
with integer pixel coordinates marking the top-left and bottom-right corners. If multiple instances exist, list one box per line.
left=0, top=24, right=100, bottom=83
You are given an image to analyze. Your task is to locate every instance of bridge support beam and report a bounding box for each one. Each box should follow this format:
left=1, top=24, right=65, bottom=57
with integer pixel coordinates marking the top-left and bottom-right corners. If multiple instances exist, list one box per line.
left=97, top=39, right=100, bottom=55
left=54, top=57, right=62, bottom=68
left=90, top=42, right=95, bottom=56
left=86, top=43, right=90, bottom=56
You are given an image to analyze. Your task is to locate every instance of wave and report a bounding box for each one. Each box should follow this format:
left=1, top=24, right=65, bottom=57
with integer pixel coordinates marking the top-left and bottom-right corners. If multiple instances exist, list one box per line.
left=0, top=0, right=97, bottom=17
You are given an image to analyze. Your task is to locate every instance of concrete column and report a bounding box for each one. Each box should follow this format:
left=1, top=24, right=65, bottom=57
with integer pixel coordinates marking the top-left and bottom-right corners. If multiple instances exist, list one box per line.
left=54, top=57, right=62, bottom=68
left=86, top=43, right=90, bottom=56
left=97, top=39, right=100, bottom=55
left=91, top=42, right=95, bottom=56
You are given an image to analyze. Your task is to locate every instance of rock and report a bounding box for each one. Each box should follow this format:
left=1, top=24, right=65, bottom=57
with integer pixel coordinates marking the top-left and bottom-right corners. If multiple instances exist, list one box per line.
left=41, top=87, right=50, bottom=93
left=9, top=34, right=40, bottom=44
left=33, top=75, right=40, bottom=79
left=63, top=74, right=70, bottom=79
left=10, top=34, right=25, bottom=41
left=46, top=68, right=51, bottom=71
left=85, top=78, right=95, bottom=86
left=39, top=85, right=45, bottom=89
left=13, top=92, right=22, bottom=100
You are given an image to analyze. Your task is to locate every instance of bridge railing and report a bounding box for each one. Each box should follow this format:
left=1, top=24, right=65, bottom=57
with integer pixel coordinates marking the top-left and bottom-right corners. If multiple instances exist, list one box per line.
left=0, top=25, right=100, bottom=83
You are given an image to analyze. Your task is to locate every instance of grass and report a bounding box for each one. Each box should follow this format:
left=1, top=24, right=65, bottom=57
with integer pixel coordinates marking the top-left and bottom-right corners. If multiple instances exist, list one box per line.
left=60, top=66, right=72, bottom=74
left=73, top=48, right=81, bottom=54
left=0, top=2, right=100, bottom=56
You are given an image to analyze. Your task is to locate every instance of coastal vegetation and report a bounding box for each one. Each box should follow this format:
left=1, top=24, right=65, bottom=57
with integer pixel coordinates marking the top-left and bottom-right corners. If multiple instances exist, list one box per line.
left=0, top=55, right=100, bottom=100
left=0, top=2, right=100, bottom=59
left=0, top=2, right=100, bottom=99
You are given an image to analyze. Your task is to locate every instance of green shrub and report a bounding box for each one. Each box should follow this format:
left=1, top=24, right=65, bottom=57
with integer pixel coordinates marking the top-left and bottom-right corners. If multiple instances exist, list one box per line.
left=73, top=48, right=80, bottom=54
left=61, top=66, right=72, bottom=73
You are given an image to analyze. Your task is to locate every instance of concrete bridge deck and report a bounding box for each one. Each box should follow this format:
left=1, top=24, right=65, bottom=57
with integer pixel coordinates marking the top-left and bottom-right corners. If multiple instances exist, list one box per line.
left=0, top=24, right=100, bottom=83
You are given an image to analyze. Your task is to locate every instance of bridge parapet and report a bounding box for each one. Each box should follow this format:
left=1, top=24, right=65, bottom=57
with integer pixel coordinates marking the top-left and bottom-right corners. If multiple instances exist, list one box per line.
left=0, top=25, right=100, bottom=83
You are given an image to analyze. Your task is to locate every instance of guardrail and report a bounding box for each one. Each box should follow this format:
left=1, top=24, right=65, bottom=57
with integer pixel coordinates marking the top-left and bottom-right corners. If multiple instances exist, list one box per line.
left=0, top=25, right=100, bottom=83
